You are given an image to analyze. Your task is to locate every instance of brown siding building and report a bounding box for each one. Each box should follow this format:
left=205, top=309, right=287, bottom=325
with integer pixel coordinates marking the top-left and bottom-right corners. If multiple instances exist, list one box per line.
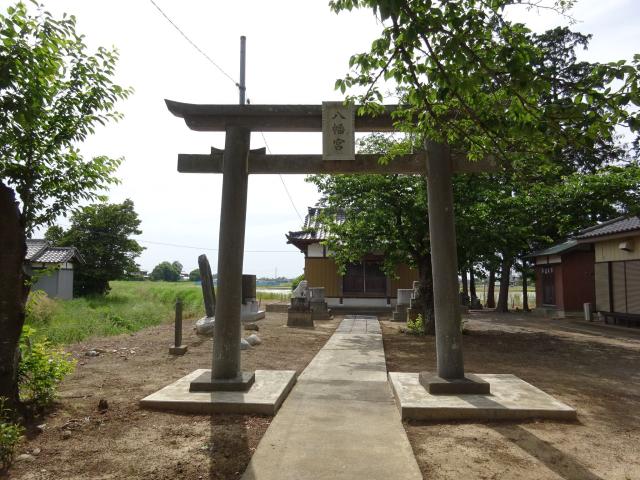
left=529, top=240, right=595, bottom=317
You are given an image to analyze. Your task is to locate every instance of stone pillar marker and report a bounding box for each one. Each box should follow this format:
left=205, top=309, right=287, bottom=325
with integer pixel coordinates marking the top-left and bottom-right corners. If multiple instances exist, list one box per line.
left=169, top=298, right=188, bottom=355
left=421, top=141, right=489, bottom=394
left=189, top=125, right=256, bottom=392
left=198, top=254, right=216, bottom=318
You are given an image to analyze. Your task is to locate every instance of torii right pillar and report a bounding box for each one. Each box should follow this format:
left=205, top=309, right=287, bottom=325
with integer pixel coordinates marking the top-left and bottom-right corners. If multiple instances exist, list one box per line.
left=420, top=141, right=490, bottom=394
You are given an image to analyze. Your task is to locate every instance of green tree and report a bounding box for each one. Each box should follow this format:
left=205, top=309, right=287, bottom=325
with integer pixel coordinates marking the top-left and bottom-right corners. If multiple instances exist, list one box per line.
left=172, top=261, right=183, bottom=276
left=331, top=1, right=640, bottom=312
left=0, top=2, right=130, bottom=408
left=48, top=199, right=144, bottom=296
left=189, top=269, right=201, bottom=282
left=308, top=134, right=436, bottom=333
left=43, top=225, right=64, bottom=244
left=331, top=0, right=639, bottom=160
left=151, top=261, right=182, bottom=282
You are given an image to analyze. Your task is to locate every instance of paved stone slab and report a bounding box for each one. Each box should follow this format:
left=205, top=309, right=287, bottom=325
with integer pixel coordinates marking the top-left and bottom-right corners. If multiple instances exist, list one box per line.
left=298, top=333, right=387, bottom=383
left=298, top=348, right=387, bottom=382
left=140, top=369, right=296, bottom=415
left=339, top=315, right=381, bottom=333
left=389, top=372, right=577, bottom=421
left=242, top=317, right=421, bottom=480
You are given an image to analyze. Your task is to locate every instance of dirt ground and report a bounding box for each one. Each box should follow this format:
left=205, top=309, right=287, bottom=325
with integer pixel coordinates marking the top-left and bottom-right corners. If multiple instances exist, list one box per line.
left=381, top=311, right=640, bottom=480
left=6, top=312, right=339, bottom=480
left=7, top=310, right=640, bottom=480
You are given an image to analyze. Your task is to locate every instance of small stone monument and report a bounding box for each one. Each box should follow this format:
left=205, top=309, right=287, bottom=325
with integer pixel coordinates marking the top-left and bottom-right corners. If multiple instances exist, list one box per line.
left=287, top=281, right=313, bottom=327
left=392, top=289, right=413, bottom=322
left=406, top=281, right=424, bottom=323
left=241, top=274, right=266, bottom=322
left=309, top=287, right=331, bottom=320
left=291, top=280, right=309, bottom=299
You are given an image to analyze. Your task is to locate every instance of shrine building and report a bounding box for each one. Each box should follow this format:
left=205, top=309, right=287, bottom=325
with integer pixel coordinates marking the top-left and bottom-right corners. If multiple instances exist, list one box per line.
left=286, top=206, right=418, bottom=308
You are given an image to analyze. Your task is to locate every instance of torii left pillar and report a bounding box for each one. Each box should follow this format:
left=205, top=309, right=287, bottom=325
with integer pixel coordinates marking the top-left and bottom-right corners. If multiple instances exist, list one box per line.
left=189, top=125, right=255, bottom=391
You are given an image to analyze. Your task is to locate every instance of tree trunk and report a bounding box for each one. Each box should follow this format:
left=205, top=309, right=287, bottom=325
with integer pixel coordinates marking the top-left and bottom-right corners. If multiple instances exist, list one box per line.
left=417, top=257, right=435, bottom=335
left=495, top=257, right=512, bottom=313
left=522, top=260, right=530, bottom=312
left=486, top=269, right=496, bottom=308
left=469, top=267, right=477, bottom=299
left=460, top=269, right=469, bottom=305
left=0, top=182, right=27, bottom=412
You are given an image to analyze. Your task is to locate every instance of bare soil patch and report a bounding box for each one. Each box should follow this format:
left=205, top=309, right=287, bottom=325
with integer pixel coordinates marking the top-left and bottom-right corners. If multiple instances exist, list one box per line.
left=7, top=312, right=338, bottom=480
left=381, top=311, right=640, bottom=480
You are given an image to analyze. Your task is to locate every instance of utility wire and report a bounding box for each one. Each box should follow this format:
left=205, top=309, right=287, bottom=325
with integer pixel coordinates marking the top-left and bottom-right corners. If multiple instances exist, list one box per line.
left=138, top=239, right=297, bottom=253
left=259, top=131, right=304, bottom=224
left=148, top=0, right=304, bottom=226
left=148, top=0, right=239, bottom=88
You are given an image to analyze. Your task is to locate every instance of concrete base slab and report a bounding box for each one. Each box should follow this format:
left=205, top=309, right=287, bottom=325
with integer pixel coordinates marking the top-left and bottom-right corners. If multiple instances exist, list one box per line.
left=419, top=372, right=490, bottom=395
left=168, top=345, right=188, bottom=355
left=189, top=370, right=255, bottom=392
left=389, top=372, right=577, bottom=421
left=140, top=369, right=296, bottom=415
left=242, top=310, right=266, bottom=322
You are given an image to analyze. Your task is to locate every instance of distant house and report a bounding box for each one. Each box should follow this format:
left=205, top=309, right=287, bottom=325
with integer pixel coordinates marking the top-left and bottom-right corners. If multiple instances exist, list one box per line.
left=26, top=239, right=84, bottom=300
left=575, top=216, right=640, bottom=321
left=286, top=207, right=418, bottom=308
left=527, top=239, right=595, bottom=317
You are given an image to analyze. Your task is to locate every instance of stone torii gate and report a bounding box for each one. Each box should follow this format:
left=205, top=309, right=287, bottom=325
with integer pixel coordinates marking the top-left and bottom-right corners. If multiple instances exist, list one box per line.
left=166, top=100, right=493, bottom=396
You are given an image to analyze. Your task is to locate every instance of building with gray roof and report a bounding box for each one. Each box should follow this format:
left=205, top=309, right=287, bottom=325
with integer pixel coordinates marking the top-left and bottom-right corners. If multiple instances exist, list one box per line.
left=25, top=239, right=84, bottom=300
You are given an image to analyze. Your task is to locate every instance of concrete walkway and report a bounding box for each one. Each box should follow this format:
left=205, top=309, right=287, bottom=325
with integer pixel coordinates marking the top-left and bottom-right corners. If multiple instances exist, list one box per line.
left=241, top=315, right=422, bottom=480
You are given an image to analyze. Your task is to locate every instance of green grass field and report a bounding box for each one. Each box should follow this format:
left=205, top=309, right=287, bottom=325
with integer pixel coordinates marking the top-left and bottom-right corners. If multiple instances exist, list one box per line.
left=25, top=280, right=534, bottom=345
left=24, top=281, right=291, bottom=345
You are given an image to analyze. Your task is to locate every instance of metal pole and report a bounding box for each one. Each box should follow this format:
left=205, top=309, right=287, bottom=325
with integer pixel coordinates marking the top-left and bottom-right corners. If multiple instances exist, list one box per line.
left=239, top=36, right=246, bottom=105
left=425, top=141, right=465, bottom=379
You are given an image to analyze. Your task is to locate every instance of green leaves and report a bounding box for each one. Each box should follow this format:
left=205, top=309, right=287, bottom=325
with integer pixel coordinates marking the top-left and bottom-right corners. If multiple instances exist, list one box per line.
left=18, top=325, right=75, bottom=409
left=0, top=1, right=131, bottom=232
left=331, top=1, right=639, bottom=167
left=50, top=199, right=144, bottom=296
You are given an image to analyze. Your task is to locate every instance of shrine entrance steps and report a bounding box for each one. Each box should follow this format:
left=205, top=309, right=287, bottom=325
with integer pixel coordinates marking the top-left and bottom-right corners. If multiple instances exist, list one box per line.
left=241, top=315, right=421, bottom=480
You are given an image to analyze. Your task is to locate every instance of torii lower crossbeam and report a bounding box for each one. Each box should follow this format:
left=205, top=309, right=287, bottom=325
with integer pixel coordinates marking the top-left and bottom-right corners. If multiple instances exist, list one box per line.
left=178, top=150, right=495, bottom=175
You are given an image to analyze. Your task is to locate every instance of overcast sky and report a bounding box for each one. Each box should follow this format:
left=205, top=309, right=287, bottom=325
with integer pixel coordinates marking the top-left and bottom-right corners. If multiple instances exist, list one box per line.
left=6, top=0, right=639, bottom=277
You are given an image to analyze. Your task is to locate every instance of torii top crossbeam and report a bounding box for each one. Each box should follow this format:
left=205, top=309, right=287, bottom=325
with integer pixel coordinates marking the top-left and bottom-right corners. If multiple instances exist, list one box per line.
left=166, top=100, right=397, bottom=132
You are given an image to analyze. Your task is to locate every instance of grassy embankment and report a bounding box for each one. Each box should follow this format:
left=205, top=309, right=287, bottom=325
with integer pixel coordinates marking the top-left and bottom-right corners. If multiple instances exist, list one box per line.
left=25, top=281, right=290, bottom=345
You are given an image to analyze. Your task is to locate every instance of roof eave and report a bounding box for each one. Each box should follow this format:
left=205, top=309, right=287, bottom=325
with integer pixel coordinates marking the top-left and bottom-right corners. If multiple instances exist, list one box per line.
left=576, top=229, right=640, bottom=243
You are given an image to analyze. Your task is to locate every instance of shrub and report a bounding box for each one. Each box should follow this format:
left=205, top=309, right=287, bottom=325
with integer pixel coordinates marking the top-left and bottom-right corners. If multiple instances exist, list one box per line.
left=0, top=398, right=23, bottom=470
left=291, top=274, right=305, bottom=291
left=18, top=326, right=76, bottom=410
left=107, top=312, right=132, bottom=331
left=189, top=268, right=201, bottom=282
left=25, top=290, right=58, bottom=325
left=406, top=314, right=424, bottom=335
